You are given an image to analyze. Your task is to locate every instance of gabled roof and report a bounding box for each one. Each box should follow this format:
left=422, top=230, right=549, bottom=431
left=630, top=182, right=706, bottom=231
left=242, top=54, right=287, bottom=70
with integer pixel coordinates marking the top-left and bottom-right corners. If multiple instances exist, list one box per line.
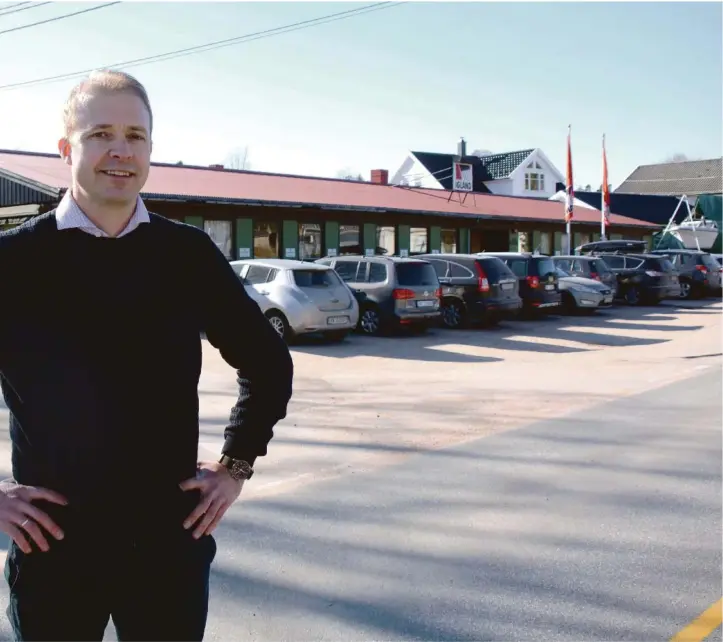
left=409, top=148, right=536, bottom=191
left=616, top=158, right=723, bottom=196
left=0, top=149, right=655, bottom=228
left=574, top=191, right=686, bottom=226
left=406, top=152, right=492, bottom=193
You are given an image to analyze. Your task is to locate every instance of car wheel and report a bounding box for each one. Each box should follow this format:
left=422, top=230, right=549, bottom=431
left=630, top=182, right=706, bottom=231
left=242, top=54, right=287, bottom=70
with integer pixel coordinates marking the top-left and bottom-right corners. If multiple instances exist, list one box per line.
left=358, top=306, right=382, bottom=336
left=441, top=300, right=465, bottom=329
left=679, top=281, right=693, bottom=299
left=624, top=287, right=640, bottom=306
left=265, top=310, right=291, bottom=342
left=562, top=292, right=578, bottom=314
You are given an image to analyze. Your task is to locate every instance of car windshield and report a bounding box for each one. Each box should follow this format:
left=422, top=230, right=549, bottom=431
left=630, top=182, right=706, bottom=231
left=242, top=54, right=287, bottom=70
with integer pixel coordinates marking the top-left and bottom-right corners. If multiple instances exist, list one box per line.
left=536, top=258, right=557, bottom=278
left=555, top=266, right=571, bottom=277
left=293, top=269, right=342, bottom=288
left=701, top=254, right=721, bottom=270
left=396, top=262, right=438, bottom=286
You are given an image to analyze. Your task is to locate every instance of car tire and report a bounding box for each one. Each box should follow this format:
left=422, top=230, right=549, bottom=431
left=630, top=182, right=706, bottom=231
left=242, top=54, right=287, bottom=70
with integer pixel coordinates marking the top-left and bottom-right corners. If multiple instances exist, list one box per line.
left=265, top=309, right=292, bottom=342
left=562, top=292, right=578, bottom=314
left=441, top=300, right=466, bottom=329
left=624, top=286, right=641, bottom=306
left=358, top=305, right=382, bottom=336
left=679, top=280, right=693, bottom=300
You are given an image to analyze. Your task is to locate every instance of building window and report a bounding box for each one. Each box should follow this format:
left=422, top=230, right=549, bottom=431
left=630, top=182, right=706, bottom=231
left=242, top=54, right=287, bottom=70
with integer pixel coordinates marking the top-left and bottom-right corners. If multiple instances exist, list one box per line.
left=254, top=221, right=278, bottom=258
left=441, top=229, right=457, bottom=253
left=298, top=223, right=322, bottom=261
left=339, top=225, right=361, bottom=255
left=538, top=232, right=551, bottom=255
left=524, top=161, right=546, bottom=192
left=410, top=227, right=428, bottom=254
left=376, top=226, right=395, bottom=255
left=204, top=220, right=232, bottom=259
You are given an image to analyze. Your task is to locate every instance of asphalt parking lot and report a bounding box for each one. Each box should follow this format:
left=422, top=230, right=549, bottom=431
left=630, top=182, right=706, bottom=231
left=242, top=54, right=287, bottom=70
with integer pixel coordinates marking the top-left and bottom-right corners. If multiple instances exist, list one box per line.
left=0, top=298, right=719, bottom=640
left=195, top=298, right=722, bottom=500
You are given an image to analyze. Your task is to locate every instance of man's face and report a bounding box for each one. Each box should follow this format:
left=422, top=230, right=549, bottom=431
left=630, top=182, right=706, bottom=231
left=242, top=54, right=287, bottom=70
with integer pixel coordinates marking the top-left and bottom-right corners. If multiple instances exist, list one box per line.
left=59, top=90, right=152, bottom=208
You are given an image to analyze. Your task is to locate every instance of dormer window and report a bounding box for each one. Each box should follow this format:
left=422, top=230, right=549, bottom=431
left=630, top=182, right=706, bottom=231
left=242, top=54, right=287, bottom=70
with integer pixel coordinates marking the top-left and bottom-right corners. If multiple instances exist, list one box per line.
left=524, top=161, right=545, bottom=191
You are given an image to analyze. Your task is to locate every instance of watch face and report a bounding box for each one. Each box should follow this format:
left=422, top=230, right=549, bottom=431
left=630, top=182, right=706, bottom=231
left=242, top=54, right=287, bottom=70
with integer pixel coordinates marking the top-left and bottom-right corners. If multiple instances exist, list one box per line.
left=231, top=460, right=252, bottom=480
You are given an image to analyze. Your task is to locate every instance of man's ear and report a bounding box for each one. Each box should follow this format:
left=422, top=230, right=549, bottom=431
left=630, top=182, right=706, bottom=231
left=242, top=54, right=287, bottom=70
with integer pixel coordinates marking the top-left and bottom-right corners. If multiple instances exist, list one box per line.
left=58, top=138, right=72, bottom=165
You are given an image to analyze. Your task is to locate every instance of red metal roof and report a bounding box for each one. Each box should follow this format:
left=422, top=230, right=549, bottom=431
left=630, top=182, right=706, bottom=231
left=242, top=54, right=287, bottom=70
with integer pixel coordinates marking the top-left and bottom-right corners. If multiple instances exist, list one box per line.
left=0, top=150, right=654, bottom=228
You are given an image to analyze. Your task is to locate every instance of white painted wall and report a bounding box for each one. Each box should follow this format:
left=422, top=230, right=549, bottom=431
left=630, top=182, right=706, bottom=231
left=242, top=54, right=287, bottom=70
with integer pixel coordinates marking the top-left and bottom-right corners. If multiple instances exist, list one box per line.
left=484, top=178, right=514, bottom=195
left=510, top=151, right=559, bottom=198
left=389, top=154, right=444, bottom=189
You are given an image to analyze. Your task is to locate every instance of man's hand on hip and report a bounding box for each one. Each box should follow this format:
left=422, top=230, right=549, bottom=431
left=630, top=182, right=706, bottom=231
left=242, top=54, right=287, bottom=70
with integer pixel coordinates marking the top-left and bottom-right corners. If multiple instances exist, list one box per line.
left=179, top=462, right=243, bottom=539
left=0, top=481, right=68, bottom=553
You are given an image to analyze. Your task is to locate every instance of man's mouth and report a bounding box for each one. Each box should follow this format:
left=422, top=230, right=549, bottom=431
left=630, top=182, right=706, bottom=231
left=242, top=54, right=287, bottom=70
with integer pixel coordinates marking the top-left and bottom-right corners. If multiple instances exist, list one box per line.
left=100, top=170, right=134, bottom=177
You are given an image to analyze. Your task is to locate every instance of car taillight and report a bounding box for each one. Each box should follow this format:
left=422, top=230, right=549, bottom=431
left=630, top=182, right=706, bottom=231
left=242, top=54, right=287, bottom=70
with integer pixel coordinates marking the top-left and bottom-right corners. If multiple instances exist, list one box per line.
left=435, top=287, right=442, bottom=298
left=473, top=262, right=490, bottom=293
left=695, top=265, right=709, bottom=274
left=392, top=288, right=416, bottom=300
left=526, top=275, right=540, bottom=288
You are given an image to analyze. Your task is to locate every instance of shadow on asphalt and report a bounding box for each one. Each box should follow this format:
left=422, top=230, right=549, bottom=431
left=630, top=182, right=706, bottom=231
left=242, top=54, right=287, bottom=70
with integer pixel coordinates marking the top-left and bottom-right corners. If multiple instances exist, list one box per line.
left=291, top=299, right=720, bottom=361
left=203, top=369, right=721, bottom=641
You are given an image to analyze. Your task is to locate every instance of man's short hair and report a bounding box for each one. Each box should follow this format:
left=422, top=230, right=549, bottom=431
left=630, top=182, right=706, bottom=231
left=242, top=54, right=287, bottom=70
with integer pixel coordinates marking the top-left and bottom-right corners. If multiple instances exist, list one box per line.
left=62, top=69, right=153, bottom=138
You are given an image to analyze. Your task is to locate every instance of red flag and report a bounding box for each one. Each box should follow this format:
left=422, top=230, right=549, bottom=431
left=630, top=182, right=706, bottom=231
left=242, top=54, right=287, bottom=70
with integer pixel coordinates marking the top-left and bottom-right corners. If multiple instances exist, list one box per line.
left=601, top=134, right=611, bottom=228
left=565, top=126, right=574, bottom=223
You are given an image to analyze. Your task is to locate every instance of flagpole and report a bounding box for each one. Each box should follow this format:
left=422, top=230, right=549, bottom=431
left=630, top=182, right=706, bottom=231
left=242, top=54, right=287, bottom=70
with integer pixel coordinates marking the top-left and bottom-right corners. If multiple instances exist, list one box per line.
left=601, top=134, right=606, bottom=241
left=565, top=124, right=573, bottom=254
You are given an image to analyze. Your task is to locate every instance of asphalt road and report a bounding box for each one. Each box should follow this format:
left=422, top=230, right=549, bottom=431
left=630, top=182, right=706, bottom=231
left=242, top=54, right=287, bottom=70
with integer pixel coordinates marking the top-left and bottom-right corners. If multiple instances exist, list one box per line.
left=193, top=363, right=721, bottom=642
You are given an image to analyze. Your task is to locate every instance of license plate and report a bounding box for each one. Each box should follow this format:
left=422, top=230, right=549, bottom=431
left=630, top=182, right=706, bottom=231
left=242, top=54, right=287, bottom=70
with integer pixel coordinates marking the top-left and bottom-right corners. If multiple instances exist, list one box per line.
left=604, top=296, right=613, bottom=303
left=501, top=282, right=514, bottom=290
left=545, top=284, right=555, bottom=290
left=417, top=300, right=435, bottom=308
left=327, top=316, right=349, bottom=325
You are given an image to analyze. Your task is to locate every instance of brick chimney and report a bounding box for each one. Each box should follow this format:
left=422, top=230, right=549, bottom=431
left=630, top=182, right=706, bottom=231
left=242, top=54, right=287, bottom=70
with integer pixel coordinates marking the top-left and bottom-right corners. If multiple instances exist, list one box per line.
left=371, top=169, right=389, bottom=185
left=209, top=164, right=224, bottom=170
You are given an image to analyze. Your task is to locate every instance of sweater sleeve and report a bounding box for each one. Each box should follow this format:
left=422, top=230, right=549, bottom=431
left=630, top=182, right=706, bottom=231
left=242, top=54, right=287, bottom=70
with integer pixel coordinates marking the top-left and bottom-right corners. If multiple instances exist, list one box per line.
left=194, top=230, right=294, bottom=466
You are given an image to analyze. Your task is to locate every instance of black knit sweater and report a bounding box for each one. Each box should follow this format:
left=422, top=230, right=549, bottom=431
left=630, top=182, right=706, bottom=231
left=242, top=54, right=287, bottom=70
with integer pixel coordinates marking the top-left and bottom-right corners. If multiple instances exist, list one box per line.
left=0, top=212, right=293, bottom=529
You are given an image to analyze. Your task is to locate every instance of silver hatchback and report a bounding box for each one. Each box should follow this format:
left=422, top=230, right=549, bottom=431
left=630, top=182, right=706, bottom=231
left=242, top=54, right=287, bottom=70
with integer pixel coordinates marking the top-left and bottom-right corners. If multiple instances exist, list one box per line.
left=229, top=259, right=360, bottom=342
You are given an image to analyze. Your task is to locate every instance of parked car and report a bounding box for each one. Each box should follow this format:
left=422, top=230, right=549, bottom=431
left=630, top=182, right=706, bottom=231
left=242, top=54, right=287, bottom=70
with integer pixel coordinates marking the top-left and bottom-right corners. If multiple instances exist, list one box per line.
left=650, top=249, right=722, bottom=298
left=555, top=266, right=614, bottom=314
left=553, top=255, right=617, bottom=297
left=584, top=253, right=680, bottom=305
left=479, top=252, right=561, bottom=315
left=416, top=253, right=522, bottom=328
left=229, top=259, right=359, bottom=342
left=315, top=255, right=441, bottom=335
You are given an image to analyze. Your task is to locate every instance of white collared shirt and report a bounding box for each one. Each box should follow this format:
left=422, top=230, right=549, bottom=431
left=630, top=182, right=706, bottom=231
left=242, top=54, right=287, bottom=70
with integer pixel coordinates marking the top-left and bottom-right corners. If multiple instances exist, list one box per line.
left=55, top=189, right=150, bottom=238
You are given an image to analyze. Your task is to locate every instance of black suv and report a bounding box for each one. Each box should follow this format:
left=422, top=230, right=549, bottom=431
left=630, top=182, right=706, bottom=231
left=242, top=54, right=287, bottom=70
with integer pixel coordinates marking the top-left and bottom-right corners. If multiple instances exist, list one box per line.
left=650, top=249, right=722, bottom=299
left=586, top=253, right=680, bottom=305
left=315, top=255, right=441, bottom=335
left=480, top=252, right=562, bottom=314
left=417, top=253, right=522, bottom=328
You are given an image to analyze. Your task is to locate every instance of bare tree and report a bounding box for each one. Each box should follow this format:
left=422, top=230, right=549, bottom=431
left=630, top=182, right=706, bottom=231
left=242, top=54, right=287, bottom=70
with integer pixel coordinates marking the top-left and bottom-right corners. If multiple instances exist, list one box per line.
left=664, top=153, right=690, bottom=163
left=226, top=146, right=251, bottom=170
left=336, top=168, right=364, bottom=181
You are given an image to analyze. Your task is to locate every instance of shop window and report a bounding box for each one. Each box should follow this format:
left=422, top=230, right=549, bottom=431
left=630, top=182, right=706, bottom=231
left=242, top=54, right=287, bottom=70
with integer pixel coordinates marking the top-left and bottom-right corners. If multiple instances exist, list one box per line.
left=410, top=227, right=428, bottom=254
left=376, top=226, right=396, bottom=256
left=254, top=222, right=278, bottom=258
left=537, top=232, right=551, bottom=255
left=339, top=225, right=361, bottom=255
left=298, top=223, right=322, bottom=261
left=204, top=220, right=232, bottom=259
left=441, top=229, right=457, bottom=253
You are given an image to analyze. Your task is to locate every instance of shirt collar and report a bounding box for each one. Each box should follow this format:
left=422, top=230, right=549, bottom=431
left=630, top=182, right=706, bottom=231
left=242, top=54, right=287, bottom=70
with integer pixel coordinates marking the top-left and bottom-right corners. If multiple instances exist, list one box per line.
left=56, top=190, right=150, bottom=238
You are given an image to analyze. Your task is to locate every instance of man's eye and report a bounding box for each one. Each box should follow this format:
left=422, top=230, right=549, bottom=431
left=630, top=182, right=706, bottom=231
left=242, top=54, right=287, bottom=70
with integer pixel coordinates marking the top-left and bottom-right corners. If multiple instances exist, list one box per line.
left=91, top=132, right=109, bottom=138
left=129, top=134, right=146, bottom=141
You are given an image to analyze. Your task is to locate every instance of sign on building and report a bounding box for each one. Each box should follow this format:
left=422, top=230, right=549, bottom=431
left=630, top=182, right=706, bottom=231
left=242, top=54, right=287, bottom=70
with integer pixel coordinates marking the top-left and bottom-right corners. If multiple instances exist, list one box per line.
left=452, top=162, right=473, bottom=192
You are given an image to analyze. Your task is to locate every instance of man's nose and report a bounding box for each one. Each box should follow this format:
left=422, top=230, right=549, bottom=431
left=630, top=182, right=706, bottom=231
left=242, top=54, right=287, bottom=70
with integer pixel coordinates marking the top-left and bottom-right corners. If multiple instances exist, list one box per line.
left=109, top=138, right=133, bottom=160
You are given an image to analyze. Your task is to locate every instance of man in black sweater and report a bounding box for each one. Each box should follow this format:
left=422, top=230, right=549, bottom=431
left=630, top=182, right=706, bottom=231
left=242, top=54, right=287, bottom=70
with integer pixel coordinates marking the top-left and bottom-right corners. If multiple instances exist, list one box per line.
left=0, top=70, right=294, bottom=640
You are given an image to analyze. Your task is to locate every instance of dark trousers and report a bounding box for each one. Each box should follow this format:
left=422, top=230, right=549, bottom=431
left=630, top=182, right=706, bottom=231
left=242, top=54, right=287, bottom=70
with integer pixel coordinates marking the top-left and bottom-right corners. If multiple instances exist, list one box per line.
left=4, top=526, right=217, bottom=641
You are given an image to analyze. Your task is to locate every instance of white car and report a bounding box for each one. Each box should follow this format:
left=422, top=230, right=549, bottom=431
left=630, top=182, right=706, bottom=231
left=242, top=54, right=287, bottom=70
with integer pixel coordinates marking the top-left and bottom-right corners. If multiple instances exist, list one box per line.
left=229, top=259, right=359, bottom=342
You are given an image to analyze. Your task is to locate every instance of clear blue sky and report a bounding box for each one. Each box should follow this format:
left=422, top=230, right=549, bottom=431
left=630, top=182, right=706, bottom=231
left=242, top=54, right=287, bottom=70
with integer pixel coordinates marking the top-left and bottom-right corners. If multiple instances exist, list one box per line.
left=1, top=1, right=720, bottom=189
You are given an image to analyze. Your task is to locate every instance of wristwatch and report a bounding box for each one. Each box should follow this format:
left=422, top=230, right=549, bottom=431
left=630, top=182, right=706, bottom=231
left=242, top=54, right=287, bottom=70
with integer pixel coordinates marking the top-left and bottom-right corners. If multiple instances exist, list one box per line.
left=219, top=455, right=254, bottom=481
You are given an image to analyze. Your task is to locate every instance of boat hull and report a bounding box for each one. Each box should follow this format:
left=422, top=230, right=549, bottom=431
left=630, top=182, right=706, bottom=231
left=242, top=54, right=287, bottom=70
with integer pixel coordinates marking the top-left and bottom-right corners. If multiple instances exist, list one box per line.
left=671, top=227, right=719, bottom=250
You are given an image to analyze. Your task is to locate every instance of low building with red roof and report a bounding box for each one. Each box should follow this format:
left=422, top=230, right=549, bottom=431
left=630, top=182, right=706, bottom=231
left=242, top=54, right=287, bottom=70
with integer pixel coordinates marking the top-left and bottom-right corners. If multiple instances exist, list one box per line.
left=0, top=149, right=657, bottom=260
